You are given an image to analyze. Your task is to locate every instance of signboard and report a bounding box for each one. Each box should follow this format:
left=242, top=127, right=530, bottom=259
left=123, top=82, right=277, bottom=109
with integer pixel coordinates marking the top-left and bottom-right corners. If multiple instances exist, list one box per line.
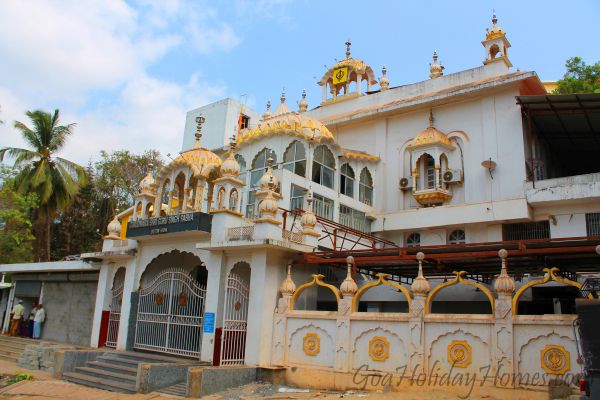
left=203, top=312, right=215, bottom=333
left=332, top=66, right=348, bottom=85
left=126, top=211, right=212, bottom=238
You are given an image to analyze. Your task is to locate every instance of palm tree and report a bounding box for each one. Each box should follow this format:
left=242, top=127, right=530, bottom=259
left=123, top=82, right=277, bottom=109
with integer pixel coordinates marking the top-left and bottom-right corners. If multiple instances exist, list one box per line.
left=0, top=109, right=87, bottom=261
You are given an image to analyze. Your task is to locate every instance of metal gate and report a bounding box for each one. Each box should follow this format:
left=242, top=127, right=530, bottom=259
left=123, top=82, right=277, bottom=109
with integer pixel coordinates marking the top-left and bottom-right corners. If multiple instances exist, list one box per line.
left=220, top=272, right=250, bottom=365
left=134, top=268, right=206, bottom=358
left=105, top=281, right=123, bottom=348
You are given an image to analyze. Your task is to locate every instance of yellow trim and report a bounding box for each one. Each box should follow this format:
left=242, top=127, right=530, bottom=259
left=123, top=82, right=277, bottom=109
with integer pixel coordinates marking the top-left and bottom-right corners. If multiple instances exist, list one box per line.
left=512, top=267, right=592, bottom=315
left=352, top=273, right=412, bottom=312
left=302, top=332, right=321, bottom=356
left=448, top=340, right=472, bottom=368
left=209, top=209, right=243, bottom=217
left=368, top=336, right=390, bottom=362
left=290, top=274, right=341, bottom=311
left=540, top=345, right=570, bottom=375
left=424, top=271, right=495, bottom=314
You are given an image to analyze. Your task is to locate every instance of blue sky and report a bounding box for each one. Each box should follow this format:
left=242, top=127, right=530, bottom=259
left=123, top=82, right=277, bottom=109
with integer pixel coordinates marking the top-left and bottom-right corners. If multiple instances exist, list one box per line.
left=1, top=0, right=599, bottom=164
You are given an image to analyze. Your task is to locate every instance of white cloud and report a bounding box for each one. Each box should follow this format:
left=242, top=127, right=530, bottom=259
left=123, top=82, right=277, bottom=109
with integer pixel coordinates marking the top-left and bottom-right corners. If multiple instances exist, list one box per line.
left=0, top=0, right=239, bottom=164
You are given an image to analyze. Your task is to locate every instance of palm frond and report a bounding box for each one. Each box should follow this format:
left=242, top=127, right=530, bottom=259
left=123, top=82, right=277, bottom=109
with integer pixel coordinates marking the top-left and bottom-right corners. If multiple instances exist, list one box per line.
left=0, top=147, right=41, bottom=168
left=13, top=121, right=43, bottom=150
left=55, top=157, right=87, bottom=186
left=48, top=124, right=76, bottom=151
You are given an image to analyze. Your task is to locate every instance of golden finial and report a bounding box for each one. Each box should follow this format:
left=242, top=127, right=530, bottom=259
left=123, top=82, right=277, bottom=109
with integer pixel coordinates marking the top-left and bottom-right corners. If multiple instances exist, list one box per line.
left=298, top=89, right=308, bottom=113
left=428, top=109, right=434, bottom=128
left=306, top=191, right=313, bottom=208
left=229, top=135, right=237, bottom=153
left=345, top=39, right=351, bottom=59
left=280, top=87, right=286, bottom=103
left=195, top=115, right=205, bottom=142
left=433, top=50, right=438, bottom=63
left=492, top=9, right=497, bottom=26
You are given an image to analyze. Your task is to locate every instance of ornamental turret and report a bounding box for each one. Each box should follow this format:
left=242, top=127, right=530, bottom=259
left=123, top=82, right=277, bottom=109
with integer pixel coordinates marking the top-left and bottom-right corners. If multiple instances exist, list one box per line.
left=411, top=252, right=430, bottom=296
left=429, top=51, right=444, bottom=79
left=379, top=66, right=390, bottom=91
left=340, top=256, right=358, bottom=297
left=482, top=11, right=512, bottom=69
left=493, top=249, right=515, bottom=295
left=298, top=89, right=308, bottom=113
left=105, top=209, right=122, bottom=240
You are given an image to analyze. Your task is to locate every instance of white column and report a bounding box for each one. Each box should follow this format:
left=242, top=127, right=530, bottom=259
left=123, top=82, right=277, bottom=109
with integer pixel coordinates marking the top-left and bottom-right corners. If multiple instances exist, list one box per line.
left=357, top=75, right=362, bottom=95
left=116, top=258, right=137, bottom=351
left=153, top=189, right=163, bottom=217
left=322, top=85, right=327, bottom=102
left=90, top=263, right=111, bottom=347
left=2, top=284, right=16, bottom=333
left=200, top=251, right=225, bottom=363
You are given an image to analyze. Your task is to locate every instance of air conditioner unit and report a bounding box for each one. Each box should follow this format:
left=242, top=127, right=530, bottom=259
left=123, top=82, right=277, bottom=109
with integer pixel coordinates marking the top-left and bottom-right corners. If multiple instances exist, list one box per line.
left=443, top=169, right=463, bottom=183
left=399, top=177, right=413, bottom=190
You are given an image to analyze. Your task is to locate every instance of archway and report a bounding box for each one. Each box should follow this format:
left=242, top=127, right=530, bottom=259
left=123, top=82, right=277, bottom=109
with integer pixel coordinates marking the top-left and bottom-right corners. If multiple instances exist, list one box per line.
left=105, top=267, right=125, bottom=348
left=220, top=262, right=251, bottom=366
left=134, top=251, right=208, bottom=358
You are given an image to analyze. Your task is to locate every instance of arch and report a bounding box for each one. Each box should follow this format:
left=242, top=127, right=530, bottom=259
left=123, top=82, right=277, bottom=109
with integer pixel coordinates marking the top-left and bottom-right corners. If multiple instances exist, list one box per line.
left=424, top=271, right=495, bottom=314
left=352, top=273, right=412, bottom=312
left=217, top=186, right=226, bottom=209
left=340, top=163, right=355, bottom=197
left=229, top=188, right=239, bottom=210
left=111, top=267, right=126, bottom=290
left=512, top=267, right=593, bottom=315
left=406, top=232, right=421, bottom=247
left=490, top=44, right=500, bottom=59
left=139, top=249, right=207, bottom=290
left=448, top=229, right=466, bottom=245
left=145, top=202, right=153, bottom=217
left=283, top=140, right=307, bottom=177
left=312, top=145, right=335, bottom=189
left=290, top=274, right=341, bottom=311
left=359, top=167, right=373, bottom=205
left=417, top=153, right=436, bottom=190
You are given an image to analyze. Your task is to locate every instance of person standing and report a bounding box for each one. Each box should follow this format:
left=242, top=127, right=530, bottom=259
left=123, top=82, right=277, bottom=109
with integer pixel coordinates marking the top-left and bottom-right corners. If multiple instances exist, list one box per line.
left=33, top=304, right=45, bottom=339
left=27, top=304, right=38, bottom=338
left=9, top=299, right=25, bottom=336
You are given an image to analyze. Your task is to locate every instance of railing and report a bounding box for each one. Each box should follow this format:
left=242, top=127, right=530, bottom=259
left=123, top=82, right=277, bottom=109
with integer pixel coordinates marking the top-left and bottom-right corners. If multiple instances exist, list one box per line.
left=283, top=230, right=304, bottom=244
left=227, top=226, right=254, bottom=241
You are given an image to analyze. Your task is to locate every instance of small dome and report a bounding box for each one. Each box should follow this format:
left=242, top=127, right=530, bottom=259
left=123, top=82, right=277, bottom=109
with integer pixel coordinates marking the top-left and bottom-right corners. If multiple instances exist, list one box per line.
left=279, top=265, right=297, bottom=296
left=410, top=111, right=452, bottom=148
left=411, top=252, right=430, bottom=296
left=174, top=132, right=222, bottom=178
left=298, top=89, right=308, bottom=113
left=106, top=210, right=122, bottom=239
left=257, top=156, right=279, bottom=190
left=139, top=164, right=155, bottom=195
left=258, top=190, right=279, bottom=216
left=221, top=154, right=240, bottom=177
left=429, top=51, right=444, bottom=79
left=340, top=257, right=358, bottom=297
left=485, top=13, right=506, bottom=41
left=494, top=249, right=515, bottom=295
left=379, top=66, right=389, bottom=91
left=300, top=210, right=317, bottom=230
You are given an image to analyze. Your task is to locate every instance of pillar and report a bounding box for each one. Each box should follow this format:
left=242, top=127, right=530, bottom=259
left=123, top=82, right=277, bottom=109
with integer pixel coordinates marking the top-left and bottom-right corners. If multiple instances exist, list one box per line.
left=116, top=258, right=137, bottom=351
left=322, top=85, right=327, bottom=102
left=435, top=165, right=441, bottom=189
left=200, top=251, right=225, bottom=363
left=357, top=75, right=362, bottom=95
left=90, top=263, right=111, bottom=347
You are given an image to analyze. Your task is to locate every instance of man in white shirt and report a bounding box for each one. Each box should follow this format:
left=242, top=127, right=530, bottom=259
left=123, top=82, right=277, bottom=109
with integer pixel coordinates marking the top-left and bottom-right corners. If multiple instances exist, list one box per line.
left=33, top=304, right=45, bottom=339
left=9, top=299, right=25, bottom=337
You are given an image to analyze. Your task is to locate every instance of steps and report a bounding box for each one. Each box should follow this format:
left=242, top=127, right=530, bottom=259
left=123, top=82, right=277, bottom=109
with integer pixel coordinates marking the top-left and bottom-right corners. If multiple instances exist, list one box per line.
left=0, top=335, right=38, bottom=362
left=62, top=351, right=190, bottom=394
left=157, top=382, right=187, bottom=397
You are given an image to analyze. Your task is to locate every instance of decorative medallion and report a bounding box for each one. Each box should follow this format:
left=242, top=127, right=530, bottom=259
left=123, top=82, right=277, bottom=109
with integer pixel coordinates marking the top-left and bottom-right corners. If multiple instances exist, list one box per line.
left=332, top=67, right=348, bottom=85
left=368, top=336, right=390, bottom=362
left=447, top=340, right=472, bottom=368
left=154, top=292, right=165, bottom=305
left=234, top=301, right=242, bottom=311
left=302, top=332, right=320, bottom=356
left=541, top=345, right=570, bottom=375
left=178, top=292, right=188, bottom=307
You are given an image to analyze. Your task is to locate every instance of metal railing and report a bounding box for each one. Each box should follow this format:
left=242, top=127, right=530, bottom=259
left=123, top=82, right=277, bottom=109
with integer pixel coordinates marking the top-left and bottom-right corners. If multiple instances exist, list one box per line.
left=227, top=226, right=254, bottom=241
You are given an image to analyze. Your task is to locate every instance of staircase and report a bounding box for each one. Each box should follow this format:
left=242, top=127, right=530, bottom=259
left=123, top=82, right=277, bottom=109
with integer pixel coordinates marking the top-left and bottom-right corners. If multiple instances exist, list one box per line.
left=62, top=351, right=189, bottom=394
left=0, top=335, right=38, bottom=362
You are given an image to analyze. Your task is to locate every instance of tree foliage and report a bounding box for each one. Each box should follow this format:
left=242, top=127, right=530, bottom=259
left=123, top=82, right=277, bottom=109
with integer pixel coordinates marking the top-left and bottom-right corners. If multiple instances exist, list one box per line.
left=0, top=166, right=38, bottom=263
left=553, top=57, right=600, bottom=94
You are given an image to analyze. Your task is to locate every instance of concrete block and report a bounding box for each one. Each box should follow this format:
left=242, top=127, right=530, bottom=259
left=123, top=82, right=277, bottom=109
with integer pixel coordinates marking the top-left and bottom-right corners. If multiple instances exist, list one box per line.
left=137, top=362, right=200, bottom=394
left=187, top=366, right=258, bottom=397
left=53, top=349, right=102, bottom=379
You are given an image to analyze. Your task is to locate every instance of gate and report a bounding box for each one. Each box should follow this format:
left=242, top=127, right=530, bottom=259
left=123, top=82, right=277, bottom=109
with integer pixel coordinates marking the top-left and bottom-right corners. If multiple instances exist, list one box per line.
left=105, top=281, right=123, bottom=348
left=134, top=268, right=206, bottom=358
left=220, top=272, right=250, bottom=365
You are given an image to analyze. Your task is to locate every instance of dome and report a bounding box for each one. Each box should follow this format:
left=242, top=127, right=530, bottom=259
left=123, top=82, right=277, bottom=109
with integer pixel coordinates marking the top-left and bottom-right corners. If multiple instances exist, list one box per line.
left=410, top=111, right=452, bottom=148
left=174, top=133, right=222, bottom=178
left=300, top=209, right=317, bottom=230
left=257, top=156, right=279, bottom=190
left=106, top=210, right=122, bottom=239
left=494, top=249, right=515, bottom=295
left=340, top=257, right=358, bottom=297
left=221, top=147, right=241, bottom=178
left=318, top=57, right=377, bottom=88
left=298, top=89, right=308, bottom=113
left=258, top=190, right=279, bottom=216
left=138, top=164, right=155, bottom=195
left=411, top=252, right=430, bottom=296
left=379, top=66, right=389, bottom=91
left=485, top=13, right=506, bottom=41
left=279, top=265, right=297, bottom=296
left=238, top=97, right=334, bottom=146
left=429, top=51, right=444, bottom=79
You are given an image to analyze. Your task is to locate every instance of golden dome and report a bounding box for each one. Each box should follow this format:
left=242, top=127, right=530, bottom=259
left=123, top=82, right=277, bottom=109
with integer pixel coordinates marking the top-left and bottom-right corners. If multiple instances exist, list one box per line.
left=258, top=190, right=279, bottom=216
left=279, top=265, right=297, bottom=296
left=485, top=13, right=506, bottom=41
left=410, top=111, right=452, bottom=148
left=318, top=40, right=377, bottom=88
left=174, top=133, right=222, bottom=178
left=494, top=249, right=515, bottom=295
left=379, top=66, right=389, bottom=91
left=340, top=257, right=358, bottom=297
left=429, top=51, right=444, bottom=79
left=300, top=209, right=317, bottom=230
left=238, top=96, right=334, bottom=146
left=221, top=141, right=241, bottom=178
left=105, top=209, right=122, bottom=240
left=257, top=155, right=279, bottom=190
left=411, top=252, right=430, bottom=296
left=138, top=164, right=155, bottom=195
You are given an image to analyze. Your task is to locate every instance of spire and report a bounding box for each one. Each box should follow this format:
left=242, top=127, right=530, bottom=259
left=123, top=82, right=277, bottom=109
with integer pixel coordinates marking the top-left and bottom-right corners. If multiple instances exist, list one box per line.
left=429, top=50, right=444, bottom=79
left=280, top=87, right=286, bottom=104
left=379, top=65, right=389, bottom=91
left=298, top=89, right=308, bottom=113
left=492, top=9, right=497, bottom=26
left=273, top=88, right=291, bottom=116
left=345, top=39, right=351, bottom=59
left=411, top=252, right=430, bottom=296
left=263, top=99, right=272, bottom=120
left=428, top=109, right=434, bottom=128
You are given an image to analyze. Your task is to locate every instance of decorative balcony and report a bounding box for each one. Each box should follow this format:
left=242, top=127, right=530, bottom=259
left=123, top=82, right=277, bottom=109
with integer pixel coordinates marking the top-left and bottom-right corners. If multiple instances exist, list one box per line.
left=413, top=188, right=453, bottom=206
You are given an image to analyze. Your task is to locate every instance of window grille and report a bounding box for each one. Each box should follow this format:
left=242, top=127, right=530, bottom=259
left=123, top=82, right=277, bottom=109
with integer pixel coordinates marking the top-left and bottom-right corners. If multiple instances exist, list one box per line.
left=448, top=229, right=466, bottom=244
left=502, top=221, right=550, bottom=241
left=339, top=204, right=371, bottom=233
left=586, top=213, right=600, bottom=236
left=359, top=168, right=373, bottom=206
left=407, top=232, right=421, bottom=247
left=312, top=145, right=335, bottom=189
left=313, top=193, right=334, bottom=220
left=340, top=164, right=355, bottom=198
left=290, top=185, right=306, bottom=212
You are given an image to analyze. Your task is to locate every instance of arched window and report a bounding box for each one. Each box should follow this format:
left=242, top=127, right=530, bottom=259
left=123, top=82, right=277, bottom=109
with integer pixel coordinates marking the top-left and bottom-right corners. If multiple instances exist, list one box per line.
left=359, top=168, right=373, bottom=205
left=340, top=164, right=355, bottom=197
left=217, top=187, right=226, bottom=209
left=312, top=145, right=335, bottom=189
left=448, top=229, right=466, bottom=244
left=229, top=189, right=239, bottom=210
left=406, top=232, right=420, bottom=247
left=283, top=141, right=306, bottom=177
left=236, top=154, right=247, bottom=183
left=418, top=154, right=436, bottom=190
left=247, top=149, right=277, bottom=218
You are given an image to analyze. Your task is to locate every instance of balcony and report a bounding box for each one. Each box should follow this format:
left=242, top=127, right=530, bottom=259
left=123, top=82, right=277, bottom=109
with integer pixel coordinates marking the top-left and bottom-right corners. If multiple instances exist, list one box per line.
left=525, top=173, right=600, bottom=205
left=126, top=211, right=212, bottom=238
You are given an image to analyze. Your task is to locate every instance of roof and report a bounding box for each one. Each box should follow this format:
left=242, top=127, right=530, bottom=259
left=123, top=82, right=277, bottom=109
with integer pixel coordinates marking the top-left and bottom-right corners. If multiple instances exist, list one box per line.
left=517, top=94, right=600, bottom=176
left=0, top=260, right=98, bottom=274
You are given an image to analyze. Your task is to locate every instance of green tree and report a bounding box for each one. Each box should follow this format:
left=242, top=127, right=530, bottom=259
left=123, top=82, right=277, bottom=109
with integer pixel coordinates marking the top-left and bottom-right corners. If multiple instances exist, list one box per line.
left=553, top=57, right=600, bottom=94
left=0, top=167, right=38, bottom=263
left=0, top=109, right=87, bottom=261
left=94, top=149, right=163, bottom=213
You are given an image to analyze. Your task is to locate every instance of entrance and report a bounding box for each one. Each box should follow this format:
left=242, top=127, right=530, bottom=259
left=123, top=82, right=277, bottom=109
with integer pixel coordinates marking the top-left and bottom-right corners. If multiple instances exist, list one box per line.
left=105, top=268, right=125, bottom=348
left=134, top=266, right=207, bottom=358
left=220, top=262, right=250, bottom=366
